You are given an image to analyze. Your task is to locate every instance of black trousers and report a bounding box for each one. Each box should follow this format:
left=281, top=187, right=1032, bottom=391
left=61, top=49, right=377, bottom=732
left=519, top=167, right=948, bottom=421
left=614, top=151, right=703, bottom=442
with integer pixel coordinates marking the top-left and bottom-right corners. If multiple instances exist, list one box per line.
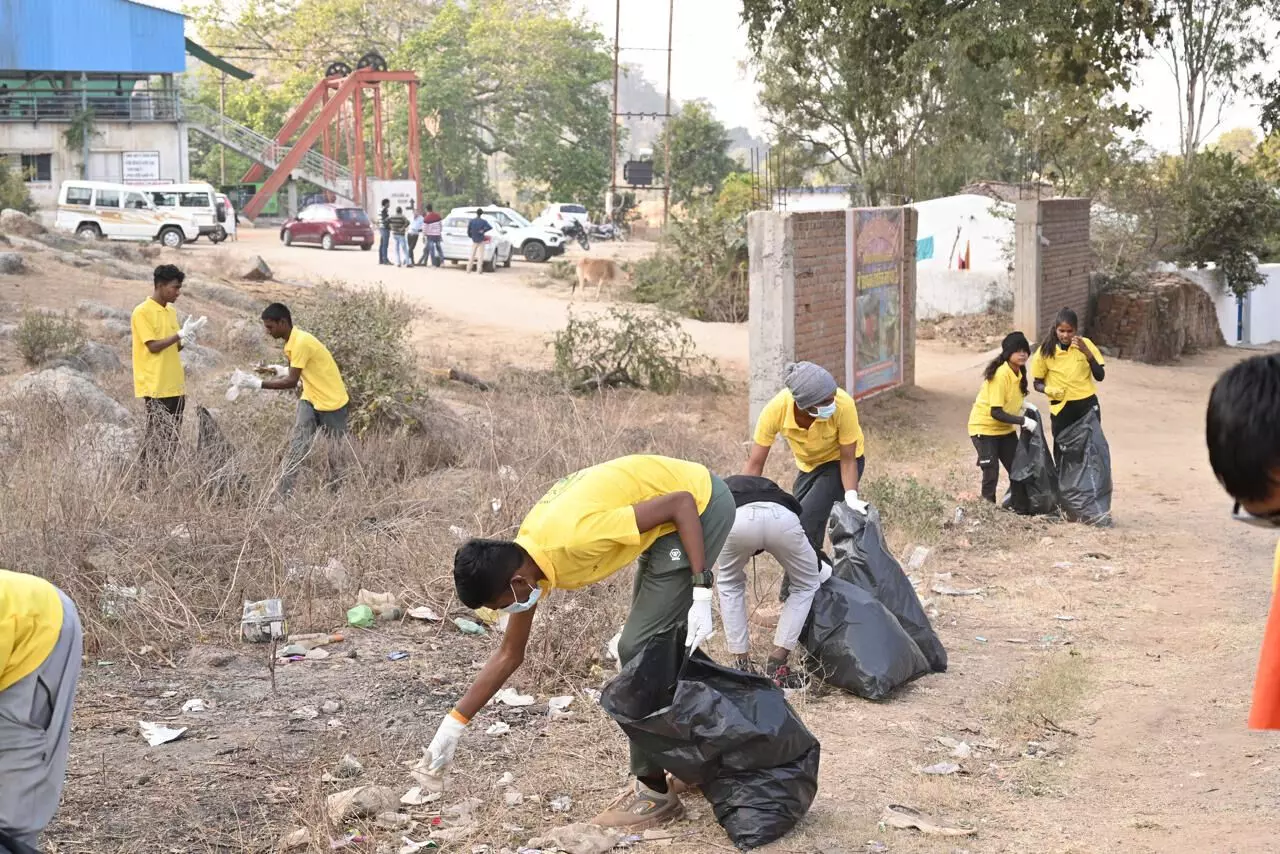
left=1050, top=396, right=1100, bottom=457
left=138, top=395, right=185, bottom=483
left=971, top=432, right=1018, bottom=503
left=793, top=456, right=867, bottom=553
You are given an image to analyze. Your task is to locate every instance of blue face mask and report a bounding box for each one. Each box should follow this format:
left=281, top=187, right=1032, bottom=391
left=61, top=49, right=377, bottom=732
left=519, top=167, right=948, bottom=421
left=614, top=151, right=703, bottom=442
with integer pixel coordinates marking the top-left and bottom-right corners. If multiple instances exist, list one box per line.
left=502, top=582, right=542, bottom=614
left=811, top=402, right=837, bottom=420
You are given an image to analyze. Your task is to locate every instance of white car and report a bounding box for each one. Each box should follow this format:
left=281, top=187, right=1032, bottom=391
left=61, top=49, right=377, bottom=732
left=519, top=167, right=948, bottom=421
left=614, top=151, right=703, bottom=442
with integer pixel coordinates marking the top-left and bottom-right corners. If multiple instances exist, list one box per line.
left=533, top=202, right=590, bottom=230
left=441, top=211, right=514, bottom=271
left=54, top=180, right=200, bottom=248
left=451, top=206, right=565, bottom=263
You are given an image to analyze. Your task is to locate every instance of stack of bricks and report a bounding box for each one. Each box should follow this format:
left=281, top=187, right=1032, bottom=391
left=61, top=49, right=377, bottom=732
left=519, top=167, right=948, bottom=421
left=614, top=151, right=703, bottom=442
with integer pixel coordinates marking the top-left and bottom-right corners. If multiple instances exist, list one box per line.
left=790, top=211, right=849, bottom=386
left=1037, top=199, right=1093, bottom=336
left=1092, top=273, right=1225, bottom=363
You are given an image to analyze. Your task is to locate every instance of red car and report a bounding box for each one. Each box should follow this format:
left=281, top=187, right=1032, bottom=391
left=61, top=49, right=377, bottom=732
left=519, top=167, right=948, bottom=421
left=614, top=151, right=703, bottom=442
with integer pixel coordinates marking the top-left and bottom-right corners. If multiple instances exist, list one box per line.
left=280, top=204, right=374, bottom=251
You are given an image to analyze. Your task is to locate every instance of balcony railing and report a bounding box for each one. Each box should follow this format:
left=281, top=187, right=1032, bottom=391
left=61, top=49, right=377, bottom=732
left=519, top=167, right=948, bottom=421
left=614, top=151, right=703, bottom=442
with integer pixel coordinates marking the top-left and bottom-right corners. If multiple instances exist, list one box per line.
left=0, top=92, right=181, bottom=123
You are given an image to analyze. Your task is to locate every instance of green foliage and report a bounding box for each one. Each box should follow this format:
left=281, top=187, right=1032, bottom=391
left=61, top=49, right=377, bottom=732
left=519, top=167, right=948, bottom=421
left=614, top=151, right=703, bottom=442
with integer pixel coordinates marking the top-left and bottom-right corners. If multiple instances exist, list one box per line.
left=628, top=201, right=749, bottom=322
left=16, top=311, right=86, bottom=367
left=61, top=110, right=97, bottom=177
left=299, top=286, right=429, bottom=434
left=653, top=100, right=738, bottom=205
left=551, top=307, right=713, bottom=394
left=860, top=476, right=950, bottom=545
left=0, top=161, right=34, bottom=214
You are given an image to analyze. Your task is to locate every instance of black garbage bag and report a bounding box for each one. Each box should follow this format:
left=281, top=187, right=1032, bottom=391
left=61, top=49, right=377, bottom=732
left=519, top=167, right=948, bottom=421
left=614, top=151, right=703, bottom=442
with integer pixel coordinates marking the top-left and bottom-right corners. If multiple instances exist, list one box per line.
left=600, top=630, right=819, bottom=849
left=1008, top=410, right=1060, bottom=516
left=801, top=576, right=930, bottom=699
left=827, top=503, right=948, bottom=673
left=1054, top=407, right=1112, bottom=525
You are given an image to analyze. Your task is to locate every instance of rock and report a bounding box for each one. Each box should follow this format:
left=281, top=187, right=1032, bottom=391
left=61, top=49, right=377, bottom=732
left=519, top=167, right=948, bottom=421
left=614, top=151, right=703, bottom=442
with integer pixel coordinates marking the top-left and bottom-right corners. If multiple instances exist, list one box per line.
left=920, top=761, right=961, bottom=775
left=101, top=318, right=131, bottom=338
left=321, top=699, right=342, bottom=715
left=240, top=256, right=273, bottom=281
left=223, top=318, right=265, bottom=352
left=76, top=422, right=139, bottom=478
left=326, top=785, right=399, bottom=823
left=180, top=343, right=223, bottom=374
left=0, top=208, right=45, bottom=237
left=10, top=368, right=130, bottom=424
left=0, top=323, right=16, bottom=340
left=77, top=300, right=130, bottom=322
left=185, top=645, right=237, bottom=668
left=69, top=341, right=124, bottom=374
left=0, top=252, right=25, bottom=275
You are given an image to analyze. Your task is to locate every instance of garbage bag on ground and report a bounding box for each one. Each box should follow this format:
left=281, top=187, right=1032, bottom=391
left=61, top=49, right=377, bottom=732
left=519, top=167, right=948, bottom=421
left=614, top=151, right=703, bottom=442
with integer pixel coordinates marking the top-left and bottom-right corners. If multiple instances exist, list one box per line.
left=1008, top=410, right=1060, bottom=516
left=800, top=576, right=931, bottom=699
left=827, top=503, right=948, bottom=673
left=1054, top=407, right=1112, bottom=526
left=600, top=630, right=819, bottom=849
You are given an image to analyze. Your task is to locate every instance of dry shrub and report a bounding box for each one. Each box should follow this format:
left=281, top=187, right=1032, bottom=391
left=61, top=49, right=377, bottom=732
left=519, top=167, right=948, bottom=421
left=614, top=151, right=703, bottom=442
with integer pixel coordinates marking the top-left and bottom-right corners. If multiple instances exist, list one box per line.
left=14, top=308, right=86, bottom=366
left=552, top=306, right=720, bottom=394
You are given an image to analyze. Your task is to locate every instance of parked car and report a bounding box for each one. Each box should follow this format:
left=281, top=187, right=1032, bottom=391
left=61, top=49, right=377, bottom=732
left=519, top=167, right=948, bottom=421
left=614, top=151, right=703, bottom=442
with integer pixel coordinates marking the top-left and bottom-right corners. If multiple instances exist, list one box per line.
left=446, top=205, right=563, bottom=263
left=533, top=202, right=590, bottom=230
left=54, top=180, right=199, bottom=248
left=440, top=212, right=514, bottom=271
left=279, top=204, right=374, bottom=250
left=143, top=182, right=226, bottom=242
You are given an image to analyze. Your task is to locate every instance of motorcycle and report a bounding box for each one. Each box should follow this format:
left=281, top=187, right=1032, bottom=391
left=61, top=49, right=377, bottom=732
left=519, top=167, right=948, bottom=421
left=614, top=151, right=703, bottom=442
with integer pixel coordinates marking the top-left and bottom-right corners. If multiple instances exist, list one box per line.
left=561, top=219, right=590, bottom=250
left=589, top=222, right=622, bottom=242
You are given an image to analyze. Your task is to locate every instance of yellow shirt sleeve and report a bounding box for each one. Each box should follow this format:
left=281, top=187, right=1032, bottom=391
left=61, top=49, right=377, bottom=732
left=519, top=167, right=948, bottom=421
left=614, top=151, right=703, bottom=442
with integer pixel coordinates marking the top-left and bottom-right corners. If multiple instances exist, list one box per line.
left=988, top=369, right=1010, bottom=412
left=835, top=400, right=862, bottom=451
left=752, top=394, right=783, bottom=447
left=1030, top=350, right=1047, bottom=381
left=132, top=304, right=159, bottom=344
left=287, top=334, right=314, bottom=370
left=1083, top=337, right=1105, bottom=365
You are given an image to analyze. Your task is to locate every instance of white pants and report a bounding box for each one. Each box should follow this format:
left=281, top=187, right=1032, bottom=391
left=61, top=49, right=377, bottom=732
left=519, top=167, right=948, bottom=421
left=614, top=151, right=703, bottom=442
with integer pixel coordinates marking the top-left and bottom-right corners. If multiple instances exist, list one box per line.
left=717, top=501, right=822, bottom=654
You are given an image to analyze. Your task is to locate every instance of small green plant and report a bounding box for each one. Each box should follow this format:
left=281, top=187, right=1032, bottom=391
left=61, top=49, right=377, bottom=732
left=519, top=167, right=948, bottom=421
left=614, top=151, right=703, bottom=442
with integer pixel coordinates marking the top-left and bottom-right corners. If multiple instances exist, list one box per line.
left=0, top=160, right=35, bottom=214
left=861, top=475, right=950, bottom=545
left=629, top=200, right=749, bottom=322
left=547, top=258, right=575, bottom=282
left=15, top=310, right=86, bottom=367
left=551, top=306, right=716, bottom=393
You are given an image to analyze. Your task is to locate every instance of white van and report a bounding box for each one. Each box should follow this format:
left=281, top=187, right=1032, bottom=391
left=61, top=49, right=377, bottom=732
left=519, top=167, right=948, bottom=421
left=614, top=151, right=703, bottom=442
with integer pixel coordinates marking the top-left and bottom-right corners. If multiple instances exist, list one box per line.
left=54, top=181, right=200, bottom=248
left=143, top=182, right=227, bottom=242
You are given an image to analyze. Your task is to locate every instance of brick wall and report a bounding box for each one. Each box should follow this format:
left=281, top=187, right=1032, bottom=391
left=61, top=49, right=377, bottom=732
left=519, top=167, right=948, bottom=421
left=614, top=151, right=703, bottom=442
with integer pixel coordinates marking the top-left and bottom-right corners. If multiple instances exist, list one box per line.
left=1037, top=199, right=1092, bottom=336
left=791, top=211, right=849, bottom=386
left=1092, top=273, right=1225, bottom=363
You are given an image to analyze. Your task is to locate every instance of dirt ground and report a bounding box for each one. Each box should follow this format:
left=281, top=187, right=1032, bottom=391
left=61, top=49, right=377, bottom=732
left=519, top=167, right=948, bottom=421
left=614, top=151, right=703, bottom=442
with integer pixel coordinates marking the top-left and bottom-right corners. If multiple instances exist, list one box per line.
left=1, top=226, right=1279, bottom=854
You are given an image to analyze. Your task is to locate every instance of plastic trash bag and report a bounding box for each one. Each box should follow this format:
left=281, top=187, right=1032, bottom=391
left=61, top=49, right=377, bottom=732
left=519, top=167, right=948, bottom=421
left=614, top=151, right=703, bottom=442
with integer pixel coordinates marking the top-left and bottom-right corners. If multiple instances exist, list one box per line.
left=0, top=830, right=40, bottom=854
left=600, top=630, right=819, bottom=849
left=1008, top=410, right=1060, bottom=516
left=801, top=576, right=931, bottom=699
left=1054, top=407, right=1112, bottom=526
left=827, top=503, right=948, bottom=673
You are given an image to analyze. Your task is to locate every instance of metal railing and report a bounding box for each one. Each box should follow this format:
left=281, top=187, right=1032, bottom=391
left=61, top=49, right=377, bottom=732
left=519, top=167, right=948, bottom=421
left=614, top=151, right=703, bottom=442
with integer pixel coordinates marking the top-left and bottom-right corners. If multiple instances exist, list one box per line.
left=0, top=92, right=181, bottom=122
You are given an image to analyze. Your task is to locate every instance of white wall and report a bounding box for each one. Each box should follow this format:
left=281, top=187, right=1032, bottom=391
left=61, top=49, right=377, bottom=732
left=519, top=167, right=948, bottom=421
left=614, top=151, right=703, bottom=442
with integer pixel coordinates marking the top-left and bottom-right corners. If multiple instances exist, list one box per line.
left=1174, top=264, right=1280, bottom=346
left=0, top=121, right=186, bottom=212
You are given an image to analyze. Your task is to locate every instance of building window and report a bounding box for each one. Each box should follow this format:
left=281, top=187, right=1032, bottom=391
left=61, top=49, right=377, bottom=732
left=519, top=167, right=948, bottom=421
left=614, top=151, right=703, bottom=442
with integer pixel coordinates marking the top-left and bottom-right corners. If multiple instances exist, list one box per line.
left=21, top=153, right=51, bottom=183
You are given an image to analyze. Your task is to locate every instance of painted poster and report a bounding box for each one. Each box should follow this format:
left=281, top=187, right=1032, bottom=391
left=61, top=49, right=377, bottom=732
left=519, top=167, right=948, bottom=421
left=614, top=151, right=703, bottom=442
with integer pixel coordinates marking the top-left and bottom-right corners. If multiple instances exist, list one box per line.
left=851, top=208, right=904, bottom=397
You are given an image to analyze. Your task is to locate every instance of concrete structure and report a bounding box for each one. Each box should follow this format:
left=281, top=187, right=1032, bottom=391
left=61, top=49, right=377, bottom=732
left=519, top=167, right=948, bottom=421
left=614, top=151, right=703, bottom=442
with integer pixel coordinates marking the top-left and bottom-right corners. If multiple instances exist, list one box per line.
left=1167, top=264, right=1280, bottom=347
left=747, top=207, right=917, bottom=427
left=1012, top=198, right=1092, bottom=341
left=1093, top=274, right=1225, bottom=363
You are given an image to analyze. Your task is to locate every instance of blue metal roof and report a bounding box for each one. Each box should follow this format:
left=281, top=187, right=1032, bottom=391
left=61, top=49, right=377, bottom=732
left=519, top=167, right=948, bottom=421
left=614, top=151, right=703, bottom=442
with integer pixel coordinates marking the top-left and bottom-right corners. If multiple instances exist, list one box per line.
left=0, top=0, right=186, bottom=74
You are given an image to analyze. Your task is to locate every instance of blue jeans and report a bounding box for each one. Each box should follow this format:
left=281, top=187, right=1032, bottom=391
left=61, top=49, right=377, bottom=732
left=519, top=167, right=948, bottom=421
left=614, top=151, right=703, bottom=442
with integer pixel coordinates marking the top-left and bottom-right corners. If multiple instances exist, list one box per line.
left=392, top=233, right=410, bottom=266
left=425, top=236, right=443, bottom=267
left=378, top=227, right=390, bottom=263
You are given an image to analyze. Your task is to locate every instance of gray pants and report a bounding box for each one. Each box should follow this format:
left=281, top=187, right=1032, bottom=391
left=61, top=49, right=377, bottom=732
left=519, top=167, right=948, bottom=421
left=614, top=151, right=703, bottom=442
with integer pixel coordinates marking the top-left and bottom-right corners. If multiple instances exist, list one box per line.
left=616, top=475, right=736, bottom=779
left=0, top=590, right=82, bottom=847
left=794, top=456, right=866, bottom=553
left=279, top=401, right=350, bottom=497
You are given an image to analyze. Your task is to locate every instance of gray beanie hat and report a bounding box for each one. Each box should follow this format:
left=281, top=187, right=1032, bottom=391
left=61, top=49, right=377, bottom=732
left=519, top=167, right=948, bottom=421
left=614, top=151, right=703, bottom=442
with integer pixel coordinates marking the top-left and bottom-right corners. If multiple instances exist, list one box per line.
left=783, top=361, right=838, bottom=409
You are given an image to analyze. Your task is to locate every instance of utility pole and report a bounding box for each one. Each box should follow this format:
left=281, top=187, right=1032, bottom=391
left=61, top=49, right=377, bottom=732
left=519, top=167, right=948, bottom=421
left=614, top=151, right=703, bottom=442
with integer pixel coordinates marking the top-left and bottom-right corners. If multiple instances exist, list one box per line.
left=606, top=0, right=620, bottom=220
left=662, top=0, right=673, bottom=230
left=219, top=71, right=227, bottom=186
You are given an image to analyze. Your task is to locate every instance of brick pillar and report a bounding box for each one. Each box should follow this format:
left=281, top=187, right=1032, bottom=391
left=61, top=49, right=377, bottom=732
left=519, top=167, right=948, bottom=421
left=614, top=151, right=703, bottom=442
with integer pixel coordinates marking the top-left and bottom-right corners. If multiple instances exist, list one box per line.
left=1014, top=198, right=1093, bottom=342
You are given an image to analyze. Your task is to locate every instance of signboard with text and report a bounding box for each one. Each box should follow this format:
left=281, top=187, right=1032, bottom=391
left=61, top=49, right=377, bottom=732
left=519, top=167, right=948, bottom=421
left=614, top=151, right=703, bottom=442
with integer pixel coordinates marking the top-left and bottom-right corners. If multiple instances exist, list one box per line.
left=844, top=208, right=905, bottom=399
left=121, top=150, right=161, bottom=184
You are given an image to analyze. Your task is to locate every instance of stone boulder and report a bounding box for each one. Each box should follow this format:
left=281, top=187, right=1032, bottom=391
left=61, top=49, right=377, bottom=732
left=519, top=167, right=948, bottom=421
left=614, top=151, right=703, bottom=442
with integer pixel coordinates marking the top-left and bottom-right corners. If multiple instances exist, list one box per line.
left=0, top=252, right=25, bottom=275
left=101, top=318, right=131, bottom=339
left=76, top=421, right=139, bottom=480
left=53, top=341, right=124, bottom=375
left=181, top=343, right=223, bottom=374
left=1093, top=273, right=1226, bottom=364
left=10, top=367, right=131, bottom=425
left=240, top=256, right=273, bottom=282
left=0, top=209, right=45, bottom=237
left=77, top=300, right=130, bottom=322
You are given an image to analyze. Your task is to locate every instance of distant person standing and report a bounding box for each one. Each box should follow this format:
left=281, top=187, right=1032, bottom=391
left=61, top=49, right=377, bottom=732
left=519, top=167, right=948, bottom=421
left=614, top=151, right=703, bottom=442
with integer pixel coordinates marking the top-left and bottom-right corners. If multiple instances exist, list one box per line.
left=466, top=208, right=491, bottom=274
left=130, top=264, right=206, bottom=486
left=377, top=198, right=391, bottom=265
left=407, top=203, right=423, bottom=265
left=422, top=203, right=443, bottom=267
left=388, top=206, right=410, bottom=267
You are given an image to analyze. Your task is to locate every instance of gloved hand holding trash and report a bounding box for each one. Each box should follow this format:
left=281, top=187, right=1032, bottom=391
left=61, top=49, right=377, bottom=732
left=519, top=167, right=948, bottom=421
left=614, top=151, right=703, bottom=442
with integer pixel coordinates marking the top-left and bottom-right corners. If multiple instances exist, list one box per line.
left=425, top=712, right=468, bottom=775
left=178, top=314, right=208, bottom=346
left=224, top=368, right=263, bottom=401
left=845, top=489, right=869, bottom=514
left=685, top=586, right=715, bottom=652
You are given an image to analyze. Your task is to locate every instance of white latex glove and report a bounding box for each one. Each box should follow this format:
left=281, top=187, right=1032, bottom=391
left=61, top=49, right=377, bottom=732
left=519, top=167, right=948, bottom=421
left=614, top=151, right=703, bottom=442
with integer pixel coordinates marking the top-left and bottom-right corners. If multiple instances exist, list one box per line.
left=229, top=369, right=263, bottom=390
left=1022, top=417, right=1039, bottom=434
left=817, top=559, right=833, bottom=585
left=178, top=315, right=208, bottom=346
left=266, top=364, right=289, bottom=379
left=1021, top=401, right=1038, bottom=414
left=845, top=489, right=869, bottom=514
left=426, top=713, right=468, bottom=774
left=686, top=586, right=715, bottom=652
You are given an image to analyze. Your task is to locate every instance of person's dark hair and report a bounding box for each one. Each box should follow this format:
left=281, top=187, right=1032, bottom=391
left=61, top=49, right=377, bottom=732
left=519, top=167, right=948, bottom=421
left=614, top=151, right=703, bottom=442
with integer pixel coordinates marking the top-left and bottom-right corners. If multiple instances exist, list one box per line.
left=475, top=208, right=484, bottom=216
left=1039, top=307, right=1080, bottom=359
left=153, top=264, right=184, bottom=286
left=1207, top=353, right=1280, bottom=503
left=426, top=203, right=434, bottom=212
left=381, top=198, right=389, bottom=206
left=261, top=302, right=292, bottom=325
left=984, top=331, right=1030, bottom=395
left=454, top=539, right=526, bottom=608
left=395, top=206, right=403, bottom=214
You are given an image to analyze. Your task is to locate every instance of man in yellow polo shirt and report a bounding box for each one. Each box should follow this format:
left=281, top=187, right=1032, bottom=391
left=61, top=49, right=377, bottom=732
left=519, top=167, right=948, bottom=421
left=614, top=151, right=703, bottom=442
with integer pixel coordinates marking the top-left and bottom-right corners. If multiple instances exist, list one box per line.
left=130, top=264, right=206, bottom=485
left=425, top=455, right=735, bottom=830
left=0, top=570, right=82, bottom=852
left=227, top=303, right=350, bottom=497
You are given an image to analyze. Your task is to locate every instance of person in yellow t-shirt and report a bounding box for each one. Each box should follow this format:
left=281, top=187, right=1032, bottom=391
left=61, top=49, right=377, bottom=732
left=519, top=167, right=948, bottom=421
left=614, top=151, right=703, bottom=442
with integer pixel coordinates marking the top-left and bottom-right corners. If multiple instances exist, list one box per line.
left=424, top=455, right=736, bottom=831
left=0, top=570, right=83, bottom=851
left=745, top=361, right=866, bottom=552
left=967, top=331, right=1037, bottom=503
left=1029, top=307, right=1106, bottom=452
left=1205, top=354, right=1280, bottom=729
left=130, top=264, right=207, bottom=484
left=227, top=303, right=351, bottom=497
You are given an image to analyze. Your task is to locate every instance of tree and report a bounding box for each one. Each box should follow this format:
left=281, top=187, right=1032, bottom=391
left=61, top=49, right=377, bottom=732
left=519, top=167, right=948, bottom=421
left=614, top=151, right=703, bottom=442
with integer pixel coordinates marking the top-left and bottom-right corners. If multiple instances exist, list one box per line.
left=1157, top=0, right=1280, bottom=161
left=1211, top=126, right=1260, bottom=160
left=653, top=100, right=738, bottom=205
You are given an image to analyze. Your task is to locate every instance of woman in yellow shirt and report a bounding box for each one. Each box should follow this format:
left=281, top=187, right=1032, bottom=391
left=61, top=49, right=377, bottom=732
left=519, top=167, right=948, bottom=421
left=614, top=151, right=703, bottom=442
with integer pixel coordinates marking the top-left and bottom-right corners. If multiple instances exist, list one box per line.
left=967, top=332, right=1037, bottom=503
left=1030, top=307, right=1106, bottom=449
left=745, top=361, right=866, bottom=552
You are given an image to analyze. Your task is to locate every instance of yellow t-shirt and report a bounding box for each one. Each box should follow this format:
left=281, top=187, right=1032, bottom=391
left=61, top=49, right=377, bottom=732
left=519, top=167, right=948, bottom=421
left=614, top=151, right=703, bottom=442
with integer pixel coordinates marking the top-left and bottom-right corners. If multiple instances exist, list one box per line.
left=967, top=363, right=1027, bottom=437
left=0, top=569, right=63, bottom=692
left=284, top=328, right=349, bottom=412
left=514, top=455, right=713, bottom=590
left=131, top=298, right=184, bottom=399
left=1030, top=338, right=1105, bottom=415
left=752, top=387, right=864, bottom=471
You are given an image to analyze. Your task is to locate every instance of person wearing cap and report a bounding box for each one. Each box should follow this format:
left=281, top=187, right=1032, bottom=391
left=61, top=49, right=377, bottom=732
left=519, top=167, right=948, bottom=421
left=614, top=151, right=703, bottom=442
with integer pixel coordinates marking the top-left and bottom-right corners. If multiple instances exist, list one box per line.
left=967, top=331, right=1038, bottom=503
left=744, top=361, right=866, bottom=552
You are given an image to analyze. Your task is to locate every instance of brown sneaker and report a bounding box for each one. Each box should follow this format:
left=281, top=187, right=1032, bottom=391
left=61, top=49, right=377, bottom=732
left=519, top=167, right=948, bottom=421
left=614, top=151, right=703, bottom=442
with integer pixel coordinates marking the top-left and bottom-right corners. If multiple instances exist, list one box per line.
left=591, top=781, right=685, bottom=830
